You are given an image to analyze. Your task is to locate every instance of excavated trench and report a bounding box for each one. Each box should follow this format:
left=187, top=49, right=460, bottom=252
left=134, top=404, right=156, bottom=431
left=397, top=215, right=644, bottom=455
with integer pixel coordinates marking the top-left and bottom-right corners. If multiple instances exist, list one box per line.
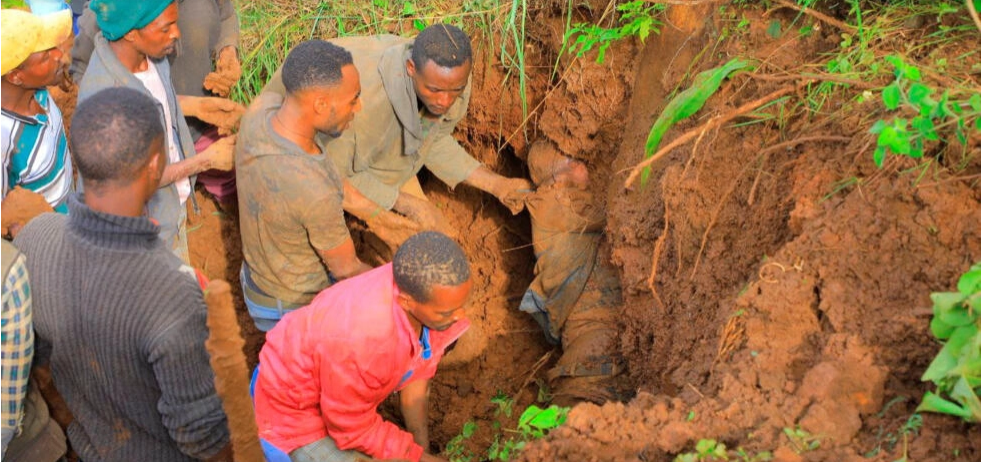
left=187, top=1, right=982, bottom=460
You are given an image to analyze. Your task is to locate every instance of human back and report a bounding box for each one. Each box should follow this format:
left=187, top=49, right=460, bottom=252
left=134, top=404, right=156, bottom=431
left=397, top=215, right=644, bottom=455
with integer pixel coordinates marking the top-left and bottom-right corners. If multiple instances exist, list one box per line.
left=12, top=87, right=230, bottom=462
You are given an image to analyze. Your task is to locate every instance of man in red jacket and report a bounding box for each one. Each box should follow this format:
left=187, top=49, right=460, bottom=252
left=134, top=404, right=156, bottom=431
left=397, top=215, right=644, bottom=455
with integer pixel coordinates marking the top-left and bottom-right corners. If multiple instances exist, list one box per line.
left=253, top=231, right=472, bottom=462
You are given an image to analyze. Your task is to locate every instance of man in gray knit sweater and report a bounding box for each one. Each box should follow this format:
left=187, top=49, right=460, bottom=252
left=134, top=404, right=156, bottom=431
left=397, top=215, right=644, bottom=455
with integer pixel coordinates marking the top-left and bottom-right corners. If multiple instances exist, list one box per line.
left=13, top=87, right=232, bottom=461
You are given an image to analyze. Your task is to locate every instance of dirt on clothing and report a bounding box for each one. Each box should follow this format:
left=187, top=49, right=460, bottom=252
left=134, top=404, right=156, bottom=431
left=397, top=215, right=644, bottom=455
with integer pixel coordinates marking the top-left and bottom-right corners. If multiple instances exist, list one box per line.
left=184, top=1, right=981, bottom=460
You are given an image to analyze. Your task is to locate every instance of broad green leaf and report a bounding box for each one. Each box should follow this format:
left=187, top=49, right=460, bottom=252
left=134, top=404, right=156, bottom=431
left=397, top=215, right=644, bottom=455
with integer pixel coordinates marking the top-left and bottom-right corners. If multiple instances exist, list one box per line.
left=695, top=439, right=718, bottom=453
left=869, top=119, right=888, bottom=134
left=969, top=294, right=981, bottom=315
left=930, top=315, right=956, bottom=339
left=939, top=304, right=975, bottom=327
left=943, top=326, right=978, bottom=358
left=641, top=59, right=752, bottom=187
left=873, top=146, right=886, bottom=168
left=922, top=348, right=957, bottom=382
left=885, top=55, right=905, bottom=73
left=911, top=115, right=938, bottom=141
left=462, top=421, right=477, bottom=437
left=882, top=84, right=902, bottom=110
left=908, top=83, right=932, bottom=105
left=932, top=291, right=966, bottom=312
left=957, top=263, right=981, bottom=295
left=916, top=391, right=972, bottom=418
left=949, top=376, right=981, bottom=421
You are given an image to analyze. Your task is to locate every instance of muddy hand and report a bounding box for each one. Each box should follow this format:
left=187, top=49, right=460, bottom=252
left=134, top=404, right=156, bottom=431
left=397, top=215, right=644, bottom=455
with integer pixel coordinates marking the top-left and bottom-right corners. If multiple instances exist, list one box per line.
left=183, top=96, right=245, bottom=136
left=203, top=47, right=241, bottom=98
left=497, top=177, right=534, bottom=215
left=1, top=187, right=54, bottom=238
left=200, top=135, right=237, bottom=171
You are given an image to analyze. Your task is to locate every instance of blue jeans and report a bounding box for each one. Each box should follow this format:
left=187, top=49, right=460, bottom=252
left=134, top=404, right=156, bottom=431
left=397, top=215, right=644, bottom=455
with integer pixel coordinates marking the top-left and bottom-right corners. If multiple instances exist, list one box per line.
left=239, top=264, right=304, bottom=332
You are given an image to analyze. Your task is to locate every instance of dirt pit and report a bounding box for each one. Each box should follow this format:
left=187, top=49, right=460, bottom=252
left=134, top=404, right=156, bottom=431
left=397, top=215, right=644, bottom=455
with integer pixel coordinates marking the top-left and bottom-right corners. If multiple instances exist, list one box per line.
left=189, top=1, right=981, bottom=460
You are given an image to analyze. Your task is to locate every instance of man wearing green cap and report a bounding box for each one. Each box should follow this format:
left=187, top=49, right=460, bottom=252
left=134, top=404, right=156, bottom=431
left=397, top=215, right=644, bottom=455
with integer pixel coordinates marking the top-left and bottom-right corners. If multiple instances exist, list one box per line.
left=78, top=0, right=242, bottom=263
left=1, top=7, right=75, bottom=216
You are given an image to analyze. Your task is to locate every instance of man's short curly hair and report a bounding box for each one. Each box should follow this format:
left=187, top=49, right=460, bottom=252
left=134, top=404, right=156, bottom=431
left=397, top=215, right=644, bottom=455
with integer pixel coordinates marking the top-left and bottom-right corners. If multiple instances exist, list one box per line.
left=282, top=40, right=353, bottom=94
left=71, top=87, right=164, bottom=184
left=411, top=24, right=472, bottom=70
left=393, top=231, right=471, bottom=302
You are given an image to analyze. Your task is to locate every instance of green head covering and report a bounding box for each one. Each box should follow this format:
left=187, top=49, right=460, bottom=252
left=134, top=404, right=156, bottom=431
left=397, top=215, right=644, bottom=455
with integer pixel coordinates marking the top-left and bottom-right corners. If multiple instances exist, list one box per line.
left=89, top=0, right=174, bottom=41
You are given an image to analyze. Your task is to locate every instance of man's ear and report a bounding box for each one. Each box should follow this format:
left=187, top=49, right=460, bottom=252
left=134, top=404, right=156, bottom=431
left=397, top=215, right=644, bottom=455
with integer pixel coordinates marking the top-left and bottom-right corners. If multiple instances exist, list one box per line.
left=405, top=59, right=416, bottom=78
left=396, top=292, right=415, bottom=313
left=147, top=151, right=163, bottom=186
left=122, top=29, right=139, bottom=43
left=4, top=70, right=23, bottom=86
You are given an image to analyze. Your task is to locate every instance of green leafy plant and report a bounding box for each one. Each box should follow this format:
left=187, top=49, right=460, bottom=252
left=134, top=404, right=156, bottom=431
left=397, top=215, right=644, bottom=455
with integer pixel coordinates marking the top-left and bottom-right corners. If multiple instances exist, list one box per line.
left=869, top=55, right=982, bottom=167
left=674, top=439, right=772, bottom=462
left=917, top=263, right=981, bottom=422
left=639, top=58, right=752, bottom=186
left=491, top=390, right=514, bottom=418
left=782, top=426, right=821, bottom=454
left=488, top=405, right=569, bottom=461
left=565, top=0, right=665, bottom=63
left=445, top=421, right=478, bottom=462
left=865, top=412, right=922, bottom=460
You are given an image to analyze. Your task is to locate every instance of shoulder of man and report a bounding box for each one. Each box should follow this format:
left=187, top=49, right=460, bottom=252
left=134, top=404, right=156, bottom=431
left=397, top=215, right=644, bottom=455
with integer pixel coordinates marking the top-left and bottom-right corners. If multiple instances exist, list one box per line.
left=11, top=213, right=66, bottom=256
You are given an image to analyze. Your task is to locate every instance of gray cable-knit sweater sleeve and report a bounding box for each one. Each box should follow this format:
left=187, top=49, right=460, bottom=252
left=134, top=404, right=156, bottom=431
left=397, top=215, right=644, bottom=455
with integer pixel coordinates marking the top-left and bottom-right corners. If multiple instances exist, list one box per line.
left=146, top=277, right=229, bottom=460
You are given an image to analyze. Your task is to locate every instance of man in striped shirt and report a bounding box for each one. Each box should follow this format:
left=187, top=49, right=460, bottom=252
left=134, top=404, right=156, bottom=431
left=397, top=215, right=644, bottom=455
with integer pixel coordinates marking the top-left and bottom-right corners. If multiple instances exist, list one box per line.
left=1, top=8, right=75, bottom=213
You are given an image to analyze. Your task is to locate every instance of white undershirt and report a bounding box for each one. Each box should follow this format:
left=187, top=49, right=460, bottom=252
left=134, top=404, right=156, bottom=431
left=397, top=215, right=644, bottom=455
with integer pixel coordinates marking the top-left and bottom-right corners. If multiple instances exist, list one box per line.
left=133, top=59, right=191, bottom=205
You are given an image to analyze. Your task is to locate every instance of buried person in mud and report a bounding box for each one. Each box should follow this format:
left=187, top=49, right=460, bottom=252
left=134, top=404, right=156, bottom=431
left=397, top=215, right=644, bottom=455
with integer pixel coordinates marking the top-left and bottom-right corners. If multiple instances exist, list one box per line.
left=261, top=23, right=532, bottom=248
left=253, top=231, right=471, bottom=462
left=520, top=140, right=625, bottom=405
left=12, top=88, right=232, bottom=462
left=236, top=40, right=374, bottom=332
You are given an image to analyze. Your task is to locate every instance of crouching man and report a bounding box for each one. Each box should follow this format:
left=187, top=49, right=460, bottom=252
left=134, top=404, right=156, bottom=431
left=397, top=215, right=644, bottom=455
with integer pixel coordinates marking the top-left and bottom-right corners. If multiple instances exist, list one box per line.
left=253, top=231, right=471, bottom=462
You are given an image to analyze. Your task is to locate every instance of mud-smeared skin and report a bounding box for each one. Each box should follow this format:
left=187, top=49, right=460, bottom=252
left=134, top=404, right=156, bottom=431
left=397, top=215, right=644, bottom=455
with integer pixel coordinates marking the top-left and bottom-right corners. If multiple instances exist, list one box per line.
left=204, top=279, right=264, bottom=462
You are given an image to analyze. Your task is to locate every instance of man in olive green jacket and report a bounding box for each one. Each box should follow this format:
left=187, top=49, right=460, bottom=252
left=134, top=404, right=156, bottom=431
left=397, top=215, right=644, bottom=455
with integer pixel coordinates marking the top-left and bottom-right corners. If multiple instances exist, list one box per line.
left=261, top=24, right=531, bottom=246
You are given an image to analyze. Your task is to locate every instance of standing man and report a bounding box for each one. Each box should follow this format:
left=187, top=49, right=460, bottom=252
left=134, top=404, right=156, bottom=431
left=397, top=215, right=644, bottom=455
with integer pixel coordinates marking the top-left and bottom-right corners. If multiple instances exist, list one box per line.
left=72, top=0, right=242, bottom=209
left=1, top=8, right=75, bottom=213
left=77, top=0, right=242, bottom=263
left=13, top=87, right=231, bottom=462
left=264, top=24, right=532, bottom=243
left=236, top=40, right=373, bottom=331
left=253, top=231, right=472, bottom=462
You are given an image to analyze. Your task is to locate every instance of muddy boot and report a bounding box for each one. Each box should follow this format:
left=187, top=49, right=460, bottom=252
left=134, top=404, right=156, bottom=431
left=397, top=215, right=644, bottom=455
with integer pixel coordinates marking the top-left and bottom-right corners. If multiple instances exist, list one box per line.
left=548, top=305, right=622, bottom=407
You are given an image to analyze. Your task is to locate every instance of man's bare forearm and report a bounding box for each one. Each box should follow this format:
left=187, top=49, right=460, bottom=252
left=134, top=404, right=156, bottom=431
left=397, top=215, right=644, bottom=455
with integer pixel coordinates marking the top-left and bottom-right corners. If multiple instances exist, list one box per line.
left=341, top=179, right=383, bottom=220
left=159, top=155, right=210, bottom=187
left=400, top=379, right=430, bottom=450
